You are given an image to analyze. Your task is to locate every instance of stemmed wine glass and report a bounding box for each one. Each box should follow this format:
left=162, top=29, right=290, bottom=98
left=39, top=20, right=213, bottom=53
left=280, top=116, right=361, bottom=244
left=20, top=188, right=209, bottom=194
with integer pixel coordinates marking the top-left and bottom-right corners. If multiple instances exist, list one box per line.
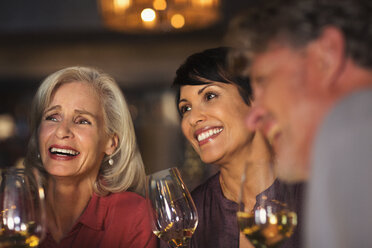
left=237, top=162, right=298, bottom=248
left=0, top=167, right=46, bottom=247
left=146, top=167, right=198, bottom=248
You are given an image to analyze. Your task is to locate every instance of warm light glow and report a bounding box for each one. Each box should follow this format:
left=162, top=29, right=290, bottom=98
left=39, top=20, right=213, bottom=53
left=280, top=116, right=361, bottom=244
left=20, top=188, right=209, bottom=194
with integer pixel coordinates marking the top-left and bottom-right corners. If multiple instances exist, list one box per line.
left=170, top=14, right=185, bottom=29
left=0, top=114, right=15, bottom=141
left=39, top=187, right=45, bottom=200
left=141, top=8, right=156, bottom=22
left=21, top=223, right=27, bottom=231
left=282, top=214, right=288, bottom=225
left=27, top=235, right=40, bottom=247
left=268, top=213, right=278, bottom=224
left=7, top=217, right=14, bottom=230
left=192, top=0, right=214, bottom=7
left=114, top=0, right=131, bottom=11
left=256, top=209, right=267, bottom=224
left=99, top=0, right=220, bottom=32
left=153, top=0, right=167, bottom=10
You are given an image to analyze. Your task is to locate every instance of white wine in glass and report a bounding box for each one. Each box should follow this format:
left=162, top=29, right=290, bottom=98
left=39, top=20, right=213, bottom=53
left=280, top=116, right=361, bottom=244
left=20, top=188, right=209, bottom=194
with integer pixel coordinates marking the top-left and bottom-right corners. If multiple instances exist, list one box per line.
left=237, top=163, right=298, bottom=248
left=146, top=167, right=198, bottom=248
left=0, top=167, right=46, bottom=248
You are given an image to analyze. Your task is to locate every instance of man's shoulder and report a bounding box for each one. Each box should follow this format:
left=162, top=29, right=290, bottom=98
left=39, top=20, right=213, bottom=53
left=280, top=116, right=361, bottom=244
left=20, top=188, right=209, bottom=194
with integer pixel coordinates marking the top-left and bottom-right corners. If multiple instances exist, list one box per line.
left=316, top=88, right=372, bottom=144
left=327, top=88, right=372, bottom=124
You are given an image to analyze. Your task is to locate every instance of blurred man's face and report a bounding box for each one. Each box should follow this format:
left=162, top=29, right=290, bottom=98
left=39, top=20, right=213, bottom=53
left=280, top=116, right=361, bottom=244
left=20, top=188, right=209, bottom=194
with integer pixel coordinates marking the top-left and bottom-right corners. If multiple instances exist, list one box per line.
left=248, top=41, right=326, bottom=182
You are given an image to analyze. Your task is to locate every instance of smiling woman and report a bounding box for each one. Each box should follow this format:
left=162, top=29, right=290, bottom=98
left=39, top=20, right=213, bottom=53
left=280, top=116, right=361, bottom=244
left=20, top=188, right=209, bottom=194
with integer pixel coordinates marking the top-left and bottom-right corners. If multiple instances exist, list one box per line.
left=38, top=82, right=112, bottom=178
left=24, top=66, right=158, bottom=248
left=170, top=47, right=303, bottom=248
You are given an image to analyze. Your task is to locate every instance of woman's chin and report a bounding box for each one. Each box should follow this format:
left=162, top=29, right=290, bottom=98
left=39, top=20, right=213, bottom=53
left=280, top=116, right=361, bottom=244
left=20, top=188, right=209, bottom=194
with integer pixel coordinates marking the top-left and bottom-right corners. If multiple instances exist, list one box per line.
left=200, top=154, right=223, bottom=166
left=45, top=166, right=74, bottom=178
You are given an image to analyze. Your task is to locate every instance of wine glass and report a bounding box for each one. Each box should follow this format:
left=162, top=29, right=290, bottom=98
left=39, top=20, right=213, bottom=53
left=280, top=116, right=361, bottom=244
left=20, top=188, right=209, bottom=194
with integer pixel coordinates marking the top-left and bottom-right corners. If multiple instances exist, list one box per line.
left=237, top=162, right=298, bottom=248
left=146, top=167, right=198, bottom=248
left=0, top=167, right=46, bottom=248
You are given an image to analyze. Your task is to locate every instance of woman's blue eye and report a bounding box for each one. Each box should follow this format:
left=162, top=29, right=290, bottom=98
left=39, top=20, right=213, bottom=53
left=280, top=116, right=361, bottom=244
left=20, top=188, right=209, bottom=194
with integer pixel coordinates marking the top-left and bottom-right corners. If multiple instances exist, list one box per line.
left=45, top=115, right=57, bottom=122
left=77, top=119, right=91, bottom=125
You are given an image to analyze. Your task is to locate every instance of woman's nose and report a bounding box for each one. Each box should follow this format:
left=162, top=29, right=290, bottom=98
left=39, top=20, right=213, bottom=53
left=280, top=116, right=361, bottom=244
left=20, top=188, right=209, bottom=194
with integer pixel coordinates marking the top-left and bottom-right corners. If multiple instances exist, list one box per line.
left=55, top=120, right=73, bottom=139
left=188, top=107, right=206, bottom=127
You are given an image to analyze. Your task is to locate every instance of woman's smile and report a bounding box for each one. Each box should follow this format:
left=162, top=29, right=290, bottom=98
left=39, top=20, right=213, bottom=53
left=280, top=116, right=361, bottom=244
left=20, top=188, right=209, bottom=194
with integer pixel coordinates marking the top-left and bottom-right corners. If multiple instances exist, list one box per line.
left=180, top=82, right=253, bottom=164
left=195, top=126, right=224, bottom=146
left=39, top=81, right=112, bottom=178
left=48, top=144, right=80, bottom=161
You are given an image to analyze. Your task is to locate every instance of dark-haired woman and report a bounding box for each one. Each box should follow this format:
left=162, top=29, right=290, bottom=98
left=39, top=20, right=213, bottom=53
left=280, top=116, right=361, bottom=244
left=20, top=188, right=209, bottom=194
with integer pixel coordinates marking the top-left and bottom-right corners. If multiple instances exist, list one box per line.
left=172, top=47, right=303, bottom=248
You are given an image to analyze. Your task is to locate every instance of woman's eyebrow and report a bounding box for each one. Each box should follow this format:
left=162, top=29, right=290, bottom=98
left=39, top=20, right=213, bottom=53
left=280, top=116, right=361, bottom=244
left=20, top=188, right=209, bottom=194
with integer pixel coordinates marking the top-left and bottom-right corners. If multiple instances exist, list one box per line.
left=197, top=85, right=213, bottom=95
left=44, top=105, right=60, bottom=114
left=74, top=109, right=98, bottom=119
left=178, top=83, right=222, bottom=105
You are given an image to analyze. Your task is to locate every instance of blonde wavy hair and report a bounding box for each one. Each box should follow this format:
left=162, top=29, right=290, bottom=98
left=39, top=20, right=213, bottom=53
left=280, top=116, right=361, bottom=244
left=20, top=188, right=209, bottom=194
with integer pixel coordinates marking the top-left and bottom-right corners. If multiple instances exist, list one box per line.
left=25, top=66, right=145, bottom=196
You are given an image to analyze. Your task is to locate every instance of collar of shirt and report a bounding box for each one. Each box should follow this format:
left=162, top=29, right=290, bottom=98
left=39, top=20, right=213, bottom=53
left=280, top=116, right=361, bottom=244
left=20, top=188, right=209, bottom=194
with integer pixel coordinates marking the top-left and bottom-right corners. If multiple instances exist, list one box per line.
left=77, top=193, right=108, bottom=231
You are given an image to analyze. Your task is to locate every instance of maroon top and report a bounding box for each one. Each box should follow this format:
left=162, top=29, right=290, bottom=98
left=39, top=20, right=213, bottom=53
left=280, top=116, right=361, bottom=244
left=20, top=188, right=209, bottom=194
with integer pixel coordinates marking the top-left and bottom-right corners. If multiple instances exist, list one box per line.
left=190, top=172, right=304, bottom=248
left=40, top=191, right=158, bottom=248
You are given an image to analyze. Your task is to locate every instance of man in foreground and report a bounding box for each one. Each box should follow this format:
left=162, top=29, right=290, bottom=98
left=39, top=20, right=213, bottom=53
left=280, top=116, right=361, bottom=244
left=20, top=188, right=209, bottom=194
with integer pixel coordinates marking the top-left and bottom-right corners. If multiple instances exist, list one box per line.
left=230, top=0, right=372, bottom=246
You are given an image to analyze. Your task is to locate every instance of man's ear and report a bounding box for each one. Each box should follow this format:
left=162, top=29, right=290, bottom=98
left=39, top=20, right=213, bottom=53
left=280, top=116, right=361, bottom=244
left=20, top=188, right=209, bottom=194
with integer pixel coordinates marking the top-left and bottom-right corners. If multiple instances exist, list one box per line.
left=105, top=134, right=119, bottom=156
left=311, top=26, right=346, bottom=89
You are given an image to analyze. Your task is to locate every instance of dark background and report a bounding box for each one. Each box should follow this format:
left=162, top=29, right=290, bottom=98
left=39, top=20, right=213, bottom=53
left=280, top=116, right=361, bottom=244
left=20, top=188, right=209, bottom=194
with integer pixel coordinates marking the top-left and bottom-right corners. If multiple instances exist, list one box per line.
left=0, top=0, right=254, bottom=190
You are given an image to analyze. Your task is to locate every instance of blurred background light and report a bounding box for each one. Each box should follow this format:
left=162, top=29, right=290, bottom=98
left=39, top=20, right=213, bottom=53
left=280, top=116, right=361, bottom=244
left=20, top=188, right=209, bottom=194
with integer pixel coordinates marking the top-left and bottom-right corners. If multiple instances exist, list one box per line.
left=170, top=14, right=185, bottom=29
left=141, top=8, right=156, bottom=22
left=0, top=0, right=255, bottom=187
left=99, top=0, right=220, bottom=33
left=0, top=114, right=15, bottom=141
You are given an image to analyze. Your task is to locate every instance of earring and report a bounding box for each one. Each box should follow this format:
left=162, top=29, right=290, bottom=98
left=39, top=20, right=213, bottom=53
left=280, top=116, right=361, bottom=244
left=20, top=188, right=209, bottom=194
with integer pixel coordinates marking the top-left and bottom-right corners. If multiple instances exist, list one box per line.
left=108, top=158, right=114, bottom=166
left=37, top=153, right=40, bottom=159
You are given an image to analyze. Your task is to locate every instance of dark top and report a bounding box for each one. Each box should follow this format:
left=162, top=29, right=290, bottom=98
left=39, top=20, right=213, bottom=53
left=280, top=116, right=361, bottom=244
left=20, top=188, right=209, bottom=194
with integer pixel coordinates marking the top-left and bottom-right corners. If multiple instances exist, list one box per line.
left=190, top=172, right=304, bottom=248
left=40, top=191, right=158, bottom=248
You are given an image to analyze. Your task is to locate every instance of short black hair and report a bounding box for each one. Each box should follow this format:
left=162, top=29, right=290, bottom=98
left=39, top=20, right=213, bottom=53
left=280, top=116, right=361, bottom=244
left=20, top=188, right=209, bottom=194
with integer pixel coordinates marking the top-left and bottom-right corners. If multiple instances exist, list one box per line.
left=172, top=47, right=253, bottom=115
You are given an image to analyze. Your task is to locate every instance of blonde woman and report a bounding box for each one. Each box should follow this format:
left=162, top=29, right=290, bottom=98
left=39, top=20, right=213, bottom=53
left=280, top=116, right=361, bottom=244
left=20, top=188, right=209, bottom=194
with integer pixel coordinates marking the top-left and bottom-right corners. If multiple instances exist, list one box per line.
left=25, top=66, right=157, bottom=248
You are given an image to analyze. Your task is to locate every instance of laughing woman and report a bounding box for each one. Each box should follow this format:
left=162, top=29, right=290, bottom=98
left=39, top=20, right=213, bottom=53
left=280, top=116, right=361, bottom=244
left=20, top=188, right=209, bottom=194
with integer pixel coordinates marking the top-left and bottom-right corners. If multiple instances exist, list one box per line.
left=25, top=66, right=157, bottom=248
left=172, top=47, right=303, bottom=248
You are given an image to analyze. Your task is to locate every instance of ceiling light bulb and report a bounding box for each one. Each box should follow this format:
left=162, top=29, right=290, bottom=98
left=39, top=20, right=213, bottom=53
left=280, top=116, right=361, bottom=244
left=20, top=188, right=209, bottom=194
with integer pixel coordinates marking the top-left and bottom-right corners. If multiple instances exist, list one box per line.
left=141, top=8, right=156, bottom=22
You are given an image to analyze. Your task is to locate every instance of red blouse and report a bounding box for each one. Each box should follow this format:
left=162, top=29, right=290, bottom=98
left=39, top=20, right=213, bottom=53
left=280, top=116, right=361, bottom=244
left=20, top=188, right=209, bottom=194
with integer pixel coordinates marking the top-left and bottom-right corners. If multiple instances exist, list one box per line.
left=40, top=191, right=158, bottom=248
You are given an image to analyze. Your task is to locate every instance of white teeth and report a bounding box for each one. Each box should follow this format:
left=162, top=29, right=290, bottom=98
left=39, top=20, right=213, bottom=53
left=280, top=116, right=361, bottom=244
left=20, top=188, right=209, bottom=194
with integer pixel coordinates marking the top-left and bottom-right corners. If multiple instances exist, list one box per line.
left=197, top=128, right=223, bottom=142
left=50, top=147, right=79, bottom=156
